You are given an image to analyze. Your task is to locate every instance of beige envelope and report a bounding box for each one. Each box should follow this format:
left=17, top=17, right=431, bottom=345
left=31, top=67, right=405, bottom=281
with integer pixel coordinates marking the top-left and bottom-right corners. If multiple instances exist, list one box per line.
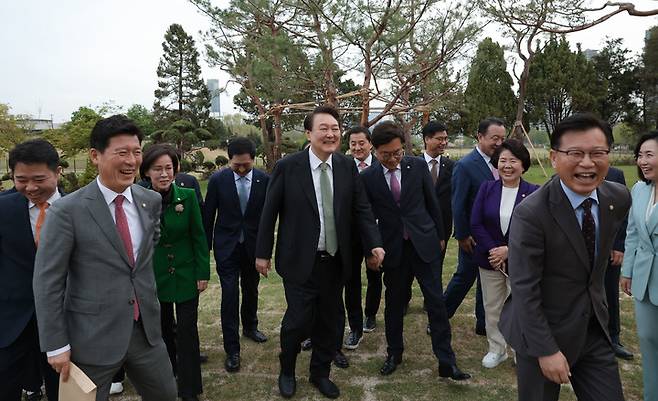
left=58, top=362, right=97, bottom=400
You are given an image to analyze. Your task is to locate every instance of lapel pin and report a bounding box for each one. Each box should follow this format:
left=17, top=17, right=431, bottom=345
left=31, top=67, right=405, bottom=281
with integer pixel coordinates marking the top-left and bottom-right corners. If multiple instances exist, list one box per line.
left=609, top=205, right=614, bottom=210
left=180, top=182, right=185, bottom=186
left=256, top=179, right=260, bottom=183
left=177, top=198, right=181, bottom=201
left=142, top=203, right=146, bottom=208
left=521, top=194, right=526, bottom=198
left=406, top=165, right=411, bottom=169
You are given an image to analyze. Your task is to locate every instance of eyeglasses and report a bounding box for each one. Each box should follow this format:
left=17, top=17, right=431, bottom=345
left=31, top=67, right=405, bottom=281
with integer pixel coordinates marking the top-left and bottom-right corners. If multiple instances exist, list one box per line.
left=553, top=148, right=610, bottom=162
left=377, top=148, right=404, bottom=160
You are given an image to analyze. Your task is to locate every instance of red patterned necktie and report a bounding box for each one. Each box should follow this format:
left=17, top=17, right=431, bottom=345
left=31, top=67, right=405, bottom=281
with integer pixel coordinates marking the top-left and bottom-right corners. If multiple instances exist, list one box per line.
left=114, top=195, right=139, bottom=320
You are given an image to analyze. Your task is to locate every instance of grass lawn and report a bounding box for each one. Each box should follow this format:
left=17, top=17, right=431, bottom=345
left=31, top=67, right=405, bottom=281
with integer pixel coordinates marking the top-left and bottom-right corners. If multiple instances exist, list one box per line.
left=61, top=164, right=650, bottom=400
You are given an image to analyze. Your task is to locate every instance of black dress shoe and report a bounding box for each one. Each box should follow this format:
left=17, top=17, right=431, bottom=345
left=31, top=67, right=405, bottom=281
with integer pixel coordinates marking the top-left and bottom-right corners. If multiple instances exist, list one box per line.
left=309, top=376, right=340, bottom=399
left=439, top=364, right=471, bottom=381
left=363, top=316, right=376, bottom=332
left=224, top=353, right=241, bottom=372
left=380, top=355, right=401, bottom=375
left=181, top=396, right=199, bottom=401
left=333, top=350, right=349, bottom=368
left=25, top=390, right=43, bottom=401
left=278, top=373, right=296, bottom=398
left=243, top=329, right=268, bottom=343
left=613, top=342, right=634, bottom=360
left=301, top=338, right=312, bottom=351
left=426, top=324, right=431, bottom=335
left=199, top=352, right=209, bottom=364
left=475, top=325, right=486, bottom=336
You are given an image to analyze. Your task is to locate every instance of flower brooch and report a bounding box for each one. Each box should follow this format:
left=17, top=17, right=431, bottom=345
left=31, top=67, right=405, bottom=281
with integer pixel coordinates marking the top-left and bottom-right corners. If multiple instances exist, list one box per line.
left=175, top=204, right=184, bottom=214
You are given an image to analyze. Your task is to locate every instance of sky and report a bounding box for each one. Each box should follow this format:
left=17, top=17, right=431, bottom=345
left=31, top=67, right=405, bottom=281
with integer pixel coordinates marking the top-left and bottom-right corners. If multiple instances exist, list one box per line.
left=1, top=0, right=657, bottom=123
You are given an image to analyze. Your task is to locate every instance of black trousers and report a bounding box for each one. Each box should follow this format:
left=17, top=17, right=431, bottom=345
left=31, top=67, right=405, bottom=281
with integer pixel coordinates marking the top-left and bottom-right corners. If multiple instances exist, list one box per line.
left=443, top=246, right=485, bottom=330
left=404, top=241, right=448, bottom=309
left=217, top=243, right=260, bottom=355
left=0, top=317, right=58, bottom=401
left=337, top=247, right=364, bottom=349
left=515, top=322, right=624, bottom=401
left=160, top=296, right=202, bottom=397
left=280, top=253, right=342, bottom=378
left=604, top=262, right=621, bottom=343
left=383, top=241, right=456, bottom=365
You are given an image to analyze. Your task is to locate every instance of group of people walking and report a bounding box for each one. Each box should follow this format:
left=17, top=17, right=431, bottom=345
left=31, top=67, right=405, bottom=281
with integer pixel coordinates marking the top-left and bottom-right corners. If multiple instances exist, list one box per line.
left=0, top=105, right=656, bottom=401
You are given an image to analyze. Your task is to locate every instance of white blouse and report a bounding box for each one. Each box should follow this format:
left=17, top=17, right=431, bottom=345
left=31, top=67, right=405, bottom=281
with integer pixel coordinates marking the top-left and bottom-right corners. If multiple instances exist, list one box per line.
left=500, top=185, right=519, bottom=236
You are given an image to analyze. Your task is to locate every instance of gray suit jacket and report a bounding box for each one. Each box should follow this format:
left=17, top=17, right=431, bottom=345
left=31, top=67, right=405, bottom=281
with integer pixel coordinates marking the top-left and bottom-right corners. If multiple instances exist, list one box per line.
left=499, top=176, right=630, bottom=364
left=33, top=180, right=163, bottom=365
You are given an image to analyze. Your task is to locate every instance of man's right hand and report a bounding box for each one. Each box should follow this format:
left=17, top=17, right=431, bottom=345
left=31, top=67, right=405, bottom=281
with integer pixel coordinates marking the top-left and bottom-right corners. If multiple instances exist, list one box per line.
left=457, top=236, right=476, bottom=253
left=538, top=351, right=570, bottom=384
left=620, top=277, right=632, bottom=296
left=255, top=258, right=271, bottom=277
left=48, top=350, right=71, bottom=382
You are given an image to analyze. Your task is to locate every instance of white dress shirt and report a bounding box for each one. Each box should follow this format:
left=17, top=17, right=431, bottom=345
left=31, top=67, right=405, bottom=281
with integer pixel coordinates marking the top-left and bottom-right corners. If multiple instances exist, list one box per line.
left=423, top=152, right=441, bottom=176
left=499, top=185, right=519, bottom=236
left=234, top=169, right=253, bottom=200
left=354, top=154, right=373, bottom=172
left=309, top=148, right=334, bottom=251
left=29, top=190, right=61, bottom=241
left=97, top=177, right=144, bottom=262
left=382, top=163, right=402, bottom=189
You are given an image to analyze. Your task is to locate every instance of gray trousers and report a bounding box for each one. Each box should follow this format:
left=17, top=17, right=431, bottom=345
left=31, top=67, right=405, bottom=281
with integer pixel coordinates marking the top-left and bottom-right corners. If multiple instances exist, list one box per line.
left=515, top=323, right=624, bottom=401
left=76, top=321, right=177, bottom=401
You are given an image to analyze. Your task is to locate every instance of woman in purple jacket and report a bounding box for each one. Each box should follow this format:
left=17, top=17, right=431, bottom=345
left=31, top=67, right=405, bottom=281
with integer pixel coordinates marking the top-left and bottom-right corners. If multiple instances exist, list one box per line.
left=470, top=139, right=539, bottom=369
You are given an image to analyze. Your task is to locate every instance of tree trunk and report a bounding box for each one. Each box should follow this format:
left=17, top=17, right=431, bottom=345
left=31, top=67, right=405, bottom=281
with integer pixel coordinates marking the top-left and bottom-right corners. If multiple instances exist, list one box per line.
left=252, top=96, right=274, bottom=171
left=272, top=107, right=283, bottom=161
left=178, top=53, right=184, bottom=118
left=512, top=59, right=531, bottom=140
left=360, top=56, right=372, bottom=127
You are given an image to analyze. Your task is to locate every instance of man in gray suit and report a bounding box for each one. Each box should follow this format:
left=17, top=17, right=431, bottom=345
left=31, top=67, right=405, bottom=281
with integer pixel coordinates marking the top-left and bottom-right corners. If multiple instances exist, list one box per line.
left=499, top=114, right=630, bottom=401
left=33, top=115, right=177, bottom=401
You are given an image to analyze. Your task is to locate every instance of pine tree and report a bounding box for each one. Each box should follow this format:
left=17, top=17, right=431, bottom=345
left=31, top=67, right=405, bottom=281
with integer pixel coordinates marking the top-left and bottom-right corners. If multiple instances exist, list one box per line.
left=463, top=38, right=516, bottom=136
left=153, top=23, right=210, bottom=128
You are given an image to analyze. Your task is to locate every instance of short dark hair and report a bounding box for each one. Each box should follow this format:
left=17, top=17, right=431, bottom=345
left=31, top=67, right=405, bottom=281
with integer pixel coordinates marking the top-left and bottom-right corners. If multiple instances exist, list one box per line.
left=478, top=117, right=505, bottom=135
left=421, top=121, right=448, bottom=140
left=371, top=121, right=405, bottom=148
left=9, top=139, right=60, bottom=172
left=139, top=143, right=179, bottom=179
left=634, top=131, right=658, bottom=184
left=345, top=126, right=371, bottom=142
left=90, top=114, right=143, bottom=152
left=550, top=113, right=613, bottom=149
left=491, top=138, right=531, bottom=172
left=303, top=105, right=341, bottom=131
left=227, top=137, right=256, bottom=159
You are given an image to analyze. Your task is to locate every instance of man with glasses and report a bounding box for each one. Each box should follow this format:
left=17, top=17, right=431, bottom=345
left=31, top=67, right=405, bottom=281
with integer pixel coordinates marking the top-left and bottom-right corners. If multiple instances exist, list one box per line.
left=360, top=121, right=470, bottom=380
left=444, top=117, right=505, bottom=336
left=499, top=114, right=629, bottom=401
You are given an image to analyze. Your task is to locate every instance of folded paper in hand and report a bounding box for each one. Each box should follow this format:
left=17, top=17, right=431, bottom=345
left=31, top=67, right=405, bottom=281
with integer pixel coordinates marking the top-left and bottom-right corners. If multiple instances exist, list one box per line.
left=58, top=362, right=97, bottom=400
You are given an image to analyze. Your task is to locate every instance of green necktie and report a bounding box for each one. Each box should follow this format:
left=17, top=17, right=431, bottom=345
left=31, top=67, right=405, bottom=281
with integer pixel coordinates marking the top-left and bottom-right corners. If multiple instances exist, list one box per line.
left=320, top=162, right=338, bottom=256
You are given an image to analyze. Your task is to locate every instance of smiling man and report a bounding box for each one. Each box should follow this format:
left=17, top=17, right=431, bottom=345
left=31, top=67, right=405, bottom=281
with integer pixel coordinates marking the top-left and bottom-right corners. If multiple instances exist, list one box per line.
left=256, top=105, right=384, bottom=399
left=32, top=115, right=177, bottom=401
left=499, top=114, right=630, bottom=401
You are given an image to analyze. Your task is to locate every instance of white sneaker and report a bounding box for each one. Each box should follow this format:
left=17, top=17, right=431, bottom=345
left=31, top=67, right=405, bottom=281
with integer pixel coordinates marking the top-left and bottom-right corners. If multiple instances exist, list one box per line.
left=482, top=352, right=508, bottom=368
left=109, top=382, right=124, bottom=395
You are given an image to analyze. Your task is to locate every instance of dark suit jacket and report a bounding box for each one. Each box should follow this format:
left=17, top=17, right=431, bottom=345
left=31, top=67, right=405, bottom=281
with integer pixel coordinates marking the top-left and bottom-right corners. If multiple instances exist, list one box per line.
left=175, top=172, right=204, bottom=206
left=204, top=167, right=269, bottom=264
left=361, top=156, right=444, bottom=269
left=419, top=155, right=454, bottom=241
left=499, top=177, right=631, bottom=363
left=606, top=167, right=627, bottom=252
left=0, top=187, right=17, bottom=197
left=470, top=179, right=539, bottom=270
left=452, top=148, right=494, bottom=240
left=0, top=192, right=41, bottom=347
left=255, top=150, right=382, bottom=285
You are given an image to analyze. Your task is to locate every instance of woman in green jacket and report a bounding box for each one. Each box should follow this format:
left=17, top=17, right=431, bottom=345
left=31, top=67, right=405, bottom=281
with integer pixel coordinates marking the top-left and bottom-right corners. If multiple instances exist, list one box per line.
left=140, top=144, right=210, bottom=401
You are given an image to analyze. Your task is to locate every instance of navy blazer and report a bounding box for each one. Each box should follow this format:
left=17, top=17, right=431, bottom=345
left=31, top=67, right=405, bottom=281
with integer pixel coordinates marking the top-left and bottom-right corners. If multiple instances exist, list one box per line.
left=204, top=167, right=269, bottom=265
left=452, top=148, right=495, bottom=240
left=361, top=156, right=445, bottom=269
left=470, top=179, right=539, bottom=270
left=0, top=190, right=63, bottom=347
left=606, top=166, right=627, bottom=252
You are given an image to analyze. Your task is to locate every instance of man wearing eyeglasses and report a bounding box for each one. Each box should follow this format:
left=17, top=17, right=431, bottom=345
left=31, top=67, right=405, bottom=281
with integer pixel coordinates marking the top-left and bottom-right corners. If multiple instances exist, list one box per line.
left=360, top=121, right=470, bottom=380
left=499, top=113, right=629, bottom=401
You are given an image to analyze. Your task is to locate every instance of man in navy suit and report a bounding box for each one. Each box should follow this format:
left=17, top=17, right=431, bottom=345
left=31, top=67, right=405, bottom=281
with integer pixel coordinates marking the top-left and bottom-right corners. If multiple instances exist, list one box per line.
left=0, top=139, right=61, bottom=401
left=604, top=166, right=633, bottom=360
left=360, top=121, right=470, bottom=380
left=443, top=117, right=504, bottom=335
left=204, top=137, right=269, bottom=373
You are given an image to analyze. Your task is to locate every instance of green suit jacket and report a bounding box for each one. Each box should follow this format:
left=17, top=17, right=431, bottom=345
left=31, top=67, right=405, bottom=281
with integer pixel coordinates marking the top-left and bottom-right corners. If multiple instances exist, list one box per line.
left=154, top=183, right=210, bottom=303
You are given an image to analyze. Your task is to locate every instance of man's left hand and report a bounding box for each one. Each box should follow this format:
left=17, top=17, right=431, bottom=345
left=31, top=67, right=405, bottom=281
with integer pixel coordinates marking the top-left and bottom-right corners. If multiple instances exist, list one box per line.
left=610, top=250, right=624, bottom=266
left=371, top=247, right=385, bottom=267
left=197, top=280, right=208, bottom=292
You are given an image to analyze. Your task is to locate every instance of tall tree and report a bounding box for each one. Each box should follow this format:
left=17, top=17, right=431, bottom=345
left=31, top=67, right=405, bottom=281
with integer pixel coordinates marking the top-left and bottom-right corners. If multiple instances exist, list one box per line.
left=525, top=36, right=603, bottom=136
left=639, top=26, right=658, bottom=130
left=463, top=38, right=516, bottom=136
left=125, top=104, right=156, bottom=137
left=153, top=23, right=211, bottom=128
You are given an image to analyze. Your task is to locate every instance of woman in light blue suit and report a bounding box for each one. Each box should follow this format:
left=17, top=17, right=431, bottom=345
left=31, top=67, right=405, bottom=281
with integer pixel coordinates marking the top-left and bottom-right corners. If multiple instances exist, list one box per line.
left=621, top=130, right=658, bottom=401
